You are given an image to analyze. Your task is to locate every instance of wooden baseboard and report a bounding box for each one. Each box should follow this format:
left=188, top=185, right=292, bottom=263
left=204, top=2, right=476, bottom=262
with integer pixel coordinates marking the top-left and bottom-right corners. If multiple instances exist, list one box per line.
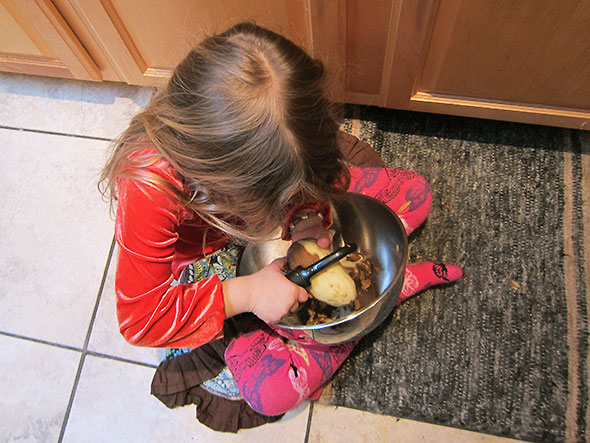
left=410, top=92, right=590, bottom=130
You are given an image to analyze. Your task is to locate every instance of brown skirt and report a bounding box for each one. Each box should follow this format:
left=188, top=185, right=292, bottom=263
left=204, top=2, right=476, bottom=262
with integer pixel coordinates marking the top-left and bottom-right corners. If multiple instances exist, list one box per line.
left=151, top=314, right=283, bottom=432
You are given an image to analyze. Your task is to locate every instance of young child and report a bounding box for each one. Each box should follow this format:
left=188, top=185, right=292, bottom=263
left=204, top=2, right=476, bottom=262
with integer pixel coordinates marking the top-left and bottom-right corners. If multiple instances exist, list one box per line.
left=100, top=22, right=462, bottom=432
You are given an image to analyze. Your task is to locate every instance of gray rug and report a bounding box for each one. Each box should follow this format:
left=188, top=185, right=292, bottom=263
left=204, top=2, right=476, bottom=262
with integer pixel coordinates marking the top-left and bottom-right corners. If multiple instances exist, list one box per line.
left=324, top=106, right=589, bottom=442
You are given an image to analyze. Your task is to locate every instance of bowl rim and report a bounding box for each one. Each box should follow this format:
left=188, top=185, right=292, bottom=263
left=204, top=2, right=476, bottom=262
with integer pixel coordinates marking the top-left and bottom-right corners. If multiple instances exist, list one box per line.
left=276, top=193, right=409, bottom=331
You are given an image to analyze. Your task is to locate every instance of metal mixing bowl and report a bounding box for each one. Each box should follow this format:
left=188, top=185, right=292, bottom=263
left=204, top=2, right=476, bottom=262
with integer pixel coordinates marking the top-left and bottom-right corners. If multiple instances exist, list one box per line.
left=238, top=193, right=408, bottom=344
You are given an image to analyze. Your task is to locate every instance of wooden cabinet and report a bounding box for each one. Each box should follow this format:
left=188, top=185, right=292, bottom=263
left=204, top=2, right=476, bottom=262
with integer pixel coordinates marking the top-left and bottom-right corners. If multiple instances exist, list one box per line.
left=51, top=0, right=321, bottom=86
left=342, top=0, right=590, bottom=129
left=386, top=0, right=590, bottom=129
left=0, top=0, right=100, bottom=81
left=1, top=0, right=589, bottom=129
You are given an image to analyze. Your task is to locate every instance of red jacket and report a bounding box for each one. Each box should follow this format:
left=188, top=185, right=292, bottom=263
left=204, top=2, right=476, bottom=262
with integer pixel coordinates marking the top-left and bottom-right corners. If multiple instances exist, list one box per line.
left=114, top=146, right=331, bottom=348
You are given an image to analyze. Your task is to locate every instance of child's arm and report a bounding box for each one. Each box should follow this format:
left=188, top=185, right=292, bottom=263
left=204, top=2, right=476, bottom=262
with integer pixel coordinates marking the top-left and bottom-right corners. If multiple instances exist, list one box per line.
left=115, top=175, right=226, bottom=349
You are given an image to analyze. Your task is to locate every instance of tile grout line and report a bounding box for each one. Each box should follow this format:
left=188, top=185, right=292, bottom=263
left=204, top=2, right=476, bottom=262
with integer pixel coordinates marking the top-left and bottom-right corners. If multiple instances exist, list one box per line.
left=303, top=401, right=314, bottom=443
left=0, top=330, right=82, bottom=353
left=81, top=234, right=117, bottom=353
left=86, top=350, right=158, bottom=369
left=0, top=124, right=113, bottom=142
left=57, top=235, right=116, bottom=443
left=0, top=324, right=158, bottom=370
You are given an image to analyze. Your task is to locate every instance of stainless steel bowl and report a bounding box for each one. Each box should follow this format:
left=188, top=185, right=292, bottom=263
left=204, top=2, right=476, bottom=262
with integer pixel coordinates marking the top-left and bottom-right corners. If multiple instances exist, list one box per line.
left=238, top=193, right=408, bottom=344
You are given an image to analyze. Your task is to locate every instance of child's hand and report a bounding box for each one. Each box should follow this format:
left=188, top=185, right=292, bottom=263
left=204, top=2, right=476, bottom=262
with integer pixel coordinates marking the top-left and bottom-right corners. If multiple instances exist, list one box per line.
left=247, top=258, right=310, bottom=323
left=222, top=258, right=309, bottom=323
left=290, top=214, right=332, bottom=249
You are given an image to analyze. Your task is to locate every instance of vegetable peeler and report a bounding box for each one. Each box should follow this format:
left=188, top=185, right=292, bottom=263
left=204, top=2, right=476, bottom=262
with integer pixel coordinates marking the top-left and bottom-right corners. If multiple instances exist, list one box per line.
left=285, top=243, right=358, bottom=288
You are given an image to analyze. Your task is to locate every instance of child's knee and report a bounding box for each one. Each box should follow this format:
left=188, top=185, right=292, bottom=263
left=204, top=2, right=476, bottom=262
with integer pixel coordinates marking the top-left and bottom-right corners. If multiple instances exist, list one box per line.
left=239, top=367, right=306, bottom=416
left=407, top=169, right=431, bottom=189
left=348, top=167, right=431, bottom=202
left=377, top=169, right=432, bottom=235
left=224, top=331, right=302, bottom=415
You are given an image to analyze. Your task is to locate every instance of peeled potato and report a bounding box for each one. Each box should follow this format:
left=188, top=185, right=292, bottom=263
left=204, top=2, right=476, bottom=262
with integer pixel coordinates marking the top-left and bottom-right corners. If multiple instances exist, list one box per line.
left=308, top=264, right=357, bottom=307
left=287, top=239, right=357, bottom=307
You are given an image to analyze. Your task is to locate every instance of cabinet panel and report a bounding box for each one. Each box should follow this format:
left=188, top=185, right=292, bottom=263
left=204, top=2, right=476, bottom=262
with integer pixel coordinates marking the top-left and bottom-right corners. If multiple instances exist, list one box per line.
left=68, top=0, right=312, bottom=86
left=344, top=0, right=391, bottom=101
left=384, top=0, right=590, bottom=129
left=53, top=0, right=120, bottom=82
left=418, top=0, right=590, bottom=110
left=0, top=2, right=46, bottom=56
left=0, top=0, right=100, bottom=81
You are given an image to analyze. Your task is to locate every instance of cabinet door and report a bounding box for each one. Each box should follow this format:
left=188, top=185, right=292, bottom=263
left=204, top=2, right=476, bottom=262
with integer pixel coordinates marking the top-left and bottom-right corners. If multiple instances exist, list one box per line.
left=381, top=0, right=590, bottom=129
left=0, top=0, right=100, bottom=81
left=63, top=0, right=316, bottom=87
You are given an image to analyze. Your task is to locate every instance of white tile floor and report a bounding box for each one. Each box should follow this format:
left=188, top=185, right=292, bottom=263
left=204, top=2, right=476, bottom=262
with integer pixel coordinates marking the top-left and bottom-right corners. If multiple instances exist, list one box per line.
left=0, top=72, right=525, bottom=442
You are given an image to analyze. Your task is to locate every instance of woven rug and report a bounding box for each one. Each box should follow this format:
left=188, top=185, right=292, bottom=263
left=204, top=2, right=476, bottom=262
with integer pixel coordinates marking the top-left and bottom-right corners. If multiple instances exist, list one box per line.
left=323, top=106, right=590, bottom=442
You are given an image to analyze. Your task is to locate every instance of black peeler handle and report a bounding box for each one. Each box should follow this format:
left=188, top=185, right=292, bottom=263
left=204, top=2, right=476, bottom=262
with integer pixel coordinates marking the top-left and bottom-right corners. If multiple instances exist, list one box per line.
left=285, top=243, right=357, bottom=288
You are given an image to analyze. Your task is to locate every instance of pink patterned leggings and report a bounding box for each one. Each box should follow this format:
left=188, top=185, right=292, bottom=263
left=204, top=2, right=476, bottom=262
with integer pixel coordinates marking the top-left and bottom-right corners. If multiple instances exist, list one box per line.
left=224, top=168, right=433, bottom=416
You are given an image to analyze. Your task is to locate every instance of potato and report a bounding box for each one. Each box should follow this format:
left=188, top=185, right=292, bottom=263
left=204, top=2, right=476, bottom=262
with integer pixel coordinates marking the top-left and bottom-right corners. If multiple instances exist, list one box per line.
left=286, top=241, right=321, bottom=269
left=287, top=239, right=357, bottom=307
left=308, top=264, right=357, bottom=307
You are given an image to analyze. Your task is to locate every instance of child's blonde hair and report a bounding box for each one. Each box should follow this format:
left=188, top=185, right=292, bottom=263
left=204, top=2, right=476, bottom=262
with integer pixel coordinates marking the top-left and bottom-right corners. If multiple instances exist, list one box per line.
left=100, top=22, right=350, bottom=241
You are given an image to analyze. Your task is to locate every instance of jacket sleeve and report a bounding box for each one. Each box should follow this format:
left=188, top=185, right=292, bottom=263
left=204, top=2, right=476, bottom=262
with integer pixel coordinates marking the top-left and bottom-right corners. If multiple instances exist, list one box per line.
left=114, top=176, right=226, bottom=348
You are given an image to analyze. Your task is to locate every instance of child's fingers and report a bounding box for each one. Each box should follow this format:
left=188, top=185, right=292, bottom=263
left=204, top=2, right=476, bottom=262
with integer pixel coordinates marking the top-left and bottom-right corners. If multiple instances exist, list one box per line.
left=289, top=302, right=299, bottom=313
left=291, top=225, right=333, bottom=249
left=269, top=257, right=288, bottom=269
left=297, top=288, right=310, bottom=303
left=316, top=231, right=332, bottom=249
left=396, top=261, right=463, bottom=306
